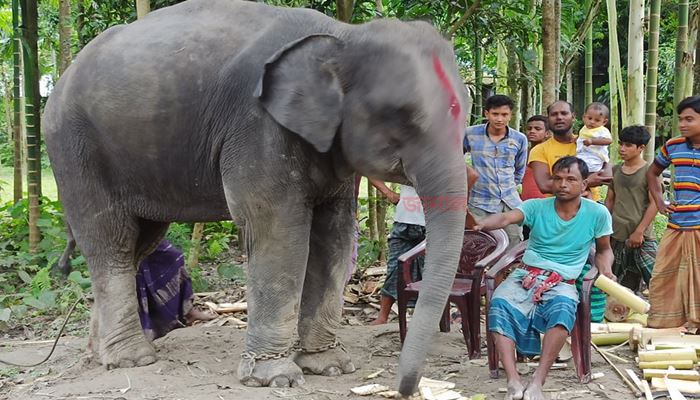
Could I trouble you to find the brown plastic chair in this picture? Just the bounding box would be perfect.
[485,241,597,383]
[397,229,509,359]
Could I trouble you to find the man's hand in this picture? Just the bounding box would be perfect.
[386,191,400,205]
[626,231,644,248]
[597,265,617,281]
[655,199,673,215]
[586,172,613,187]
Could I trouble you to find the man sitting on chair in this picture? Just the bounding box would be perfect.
[473,156,614,400]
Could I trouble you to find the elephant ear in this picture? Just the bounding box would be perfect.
[255,34,344,153]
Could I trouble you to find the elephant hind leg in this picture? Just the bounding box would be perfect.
[294,195,356,376]
[73,213,156,369]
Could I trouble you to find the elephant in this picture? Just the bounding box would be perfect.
[42,0,470,396]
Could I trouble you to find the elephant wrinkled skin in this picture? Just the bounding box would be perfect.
[43,0,470,396]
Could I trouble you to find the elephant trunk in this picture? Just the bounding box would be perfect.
[397,151,467,397]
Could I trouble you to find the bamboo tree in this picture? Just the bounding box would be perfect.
[645,0,662,161]
[58,0,72,75]
[473,32,483,124]
[336,0,355,23]
[683,7,699,98]
[20,0,40,253]
[506,42,522,129]
[541,0,558,110]
[136,0,150,19]
[672,0,690,136]
[496,40,508,94]
[12,0,22,203]
[187,223,204,269]
[376,196,387,263]
[584,0,594,105]
[627,0,644,125]
[607,0,627,159]
[367,180,377,241]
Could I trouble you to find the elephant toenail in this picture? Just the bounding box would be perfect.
[322,366,342,376]
[270,376,291,388]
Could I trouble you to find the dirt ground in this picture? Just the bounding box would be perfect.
[0,321,638,400]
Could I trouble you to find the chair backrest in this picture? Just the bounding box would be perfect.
[455,230,499,278]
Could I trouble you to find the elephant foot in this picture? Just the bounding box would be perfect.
[238,356,305,388]
[90,329,156,369]
[293,346,355,376]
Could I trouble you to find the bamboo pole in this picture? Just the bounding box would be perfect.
[672,0,690,136]
[644,0,661,161]
[627,0,645,125]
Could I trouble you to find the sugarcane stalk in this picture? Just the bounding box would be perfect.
[639,348,697,363]
[643,369,700,381]
[638,360,695,370]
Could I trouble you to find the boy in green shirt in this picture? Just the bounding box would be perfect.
[604,125,658,291]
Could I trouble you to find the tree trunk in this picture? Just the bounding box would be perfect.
[187,223,205,270]
[496,41,508,94]
[76,0,86,48]
[566,64,574,104]
[12,0,22,204]
[20,0,41,253]
[507,42,522,130]
[376,197,387,263]
[136,0,150,20]
[541,0,558,111]
[693,8,700,95]
[336,0,355,23]
[554,0,561,98]
[473,32,483,124]
[584,0,594,105]
[367,180,377,241]
[683,7,699,98]
[626,0,645,125]
[645,0,662,161]
[673,0,690,136]
[374,0,383,16]
[58,0,72,75]
[607,0,627,157]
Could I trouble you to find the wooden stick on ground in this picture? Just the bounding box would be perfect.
[592,343,641,397]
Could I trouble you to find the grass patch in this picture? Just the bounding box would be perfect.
[0,167,58,203]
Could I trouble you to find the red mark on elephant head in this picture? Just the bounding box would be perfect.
[432,54,461,121]
[432,54,463,149]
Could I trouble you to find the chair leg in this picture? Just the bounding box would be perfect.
[398,291,411,345]
[467,295,482,359]
[439,303,451,333]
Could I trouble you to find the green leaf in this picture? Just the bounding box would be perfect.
[17,270,32,284]
[22,296,47,310]
[0,308,10,321]
[216,263,245,281]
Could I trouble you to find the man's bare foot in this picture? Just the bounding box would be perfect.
[505,379,525,400]
[523,382,545,400]
[185,308,216,324]
[370,316,388,325]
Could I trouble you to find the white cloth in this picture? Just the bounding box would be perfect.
[393,185,426,226]
[576,126,612,172]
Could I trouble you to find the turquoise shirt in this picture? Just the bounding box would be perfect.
[517,197,613,280]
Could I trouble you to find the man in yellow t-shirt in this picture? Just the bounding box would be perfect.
[530,101,612,200]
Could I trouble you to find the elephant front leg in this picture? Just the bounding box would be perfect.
[237,206,313,388]
[88,258,156,369]
[294,201,356,377]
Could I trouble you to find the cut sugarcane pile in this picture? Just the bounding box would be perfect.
[591,322,642,346]
[629,334,700,397]
[350,377,483,399]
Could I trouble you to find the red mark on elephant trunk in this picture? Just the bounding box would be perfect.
[432,54,462,149]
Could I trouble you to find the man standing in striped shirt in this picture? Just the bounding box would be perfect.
[647,96,700,329]
[464,95,528,248]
